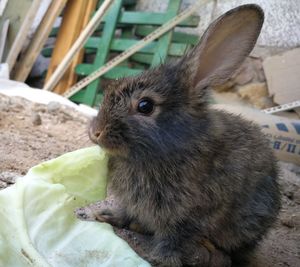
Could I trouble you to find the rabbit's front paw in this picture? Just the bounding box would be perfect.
[75,199,127,228]
[148,239,182,267]
[149,250,182,267]
[75,205,114,223]
[182,239,231,267]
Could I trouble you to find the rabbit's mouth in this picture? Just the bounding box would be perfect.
[89,121,129,156]
[95,134,129,157]
[100,143,128,157]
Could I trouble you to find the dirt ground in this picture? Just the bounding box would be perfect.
[0,93,299,266]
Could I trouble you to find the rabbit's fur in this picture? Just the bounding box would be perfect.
[79,4,281,267]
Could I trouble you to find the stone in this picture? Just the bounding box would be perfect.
[280,212,300,228]
[293,188,300,205]
[47,101,61,113]
[0,171,21,184]
[31,112,42,126]
[0,103,9,112]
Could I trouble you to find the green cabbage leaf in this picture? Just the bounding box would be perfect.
[0,146,150,267]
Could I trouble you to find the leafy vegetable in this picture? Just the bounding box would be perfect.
[0,146,150,267]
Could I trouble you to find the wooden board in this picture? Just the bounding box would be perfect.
[12,0,67,82]
[6,0,42,71]
[110,11,199,27]
[151,0,181,66]
[0,0,8,16]
[71,0,123,106]
[136,26,199,45]
[85,37,189,56]
[45,0,97,95]
[70,0,201,106]
[0,0,33,57]
[0,19,9,62]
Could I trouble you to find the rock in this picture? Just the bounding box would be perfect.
[0,103,9,112]
[31,112,42,126]
[0,180,7,189]
[47,101,61,113]
[59,112,73,123]
[237,83,273,109]
[293,189,300,205]
[0,171,21,184]
[16,115,25,120]
[280,212,300,228]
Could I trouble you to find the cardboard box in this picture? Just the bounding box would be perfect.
[263,48,300,116]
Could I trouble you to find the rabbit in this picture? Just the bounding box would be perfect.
[76,4,281,267]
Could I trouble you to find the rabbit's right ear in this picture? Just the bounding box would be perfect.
[178,5,264,104]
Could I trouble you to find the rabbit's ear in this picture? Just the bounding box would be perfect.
[180,5,264,92]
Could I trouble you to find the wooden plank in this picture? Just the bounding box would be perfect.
[4,0,41,71]
[110,11,200,27]
[123,0,137,6]
[130,53,153,64]
[45,0,97,95]
[45,0,88,94]
[68,0,98,91]
[64,0,206,99]
[43,0,114,92]
[151,0,181,66]
[0,0,35,64]
[50,8,199,38]
[131,53,181,65]
[13,0,67,82]
[85,37,189,56]
[72,0,123,106]
[0,0,8,16]
[0,19,9,62]
[76,64,143,78]
[136,26,199,45]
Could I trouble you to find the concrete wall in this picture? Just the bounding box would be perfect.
[137,0,300,48]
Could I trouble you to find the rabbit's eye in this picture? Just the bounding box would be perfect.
[137,98,154,115]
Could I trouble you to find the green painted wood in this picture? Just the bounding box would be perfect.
[76,64,143,77]
[69,89,86,103]
[123,0,137,6]
[43,30,198,58]
[85,37,189,56]
[130,53,153,64]
[151,0,181,66]
[42,47,52,57]
[67,0,201,106]
[102,11,200,27]
[95,93,104,105]
[136,26,199,45]
[97,0,136,7]
[71,0,123,106]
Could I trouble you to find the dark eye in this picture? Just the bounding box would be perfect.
[137,98,154,115]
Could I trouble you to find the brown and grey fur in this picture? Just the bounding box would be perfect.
[77,5,280,267]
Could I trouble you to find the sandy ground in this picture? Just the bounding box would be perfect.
[0,93,299,266]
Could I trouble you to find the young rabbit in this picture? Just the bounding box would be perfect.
[77,4,280,267]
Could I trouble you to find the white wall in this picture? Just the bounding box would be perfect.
[137,0,300,48]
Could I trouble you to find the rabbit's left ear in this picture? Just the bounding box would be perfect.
[179,4,264,91]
